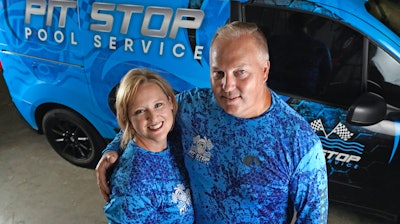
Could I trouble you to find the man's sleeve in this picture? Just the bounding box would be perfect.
[290,140,329,223]
[102,130,123,155]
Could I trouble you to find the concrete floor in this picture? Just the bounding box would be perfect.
[0,73,395,224]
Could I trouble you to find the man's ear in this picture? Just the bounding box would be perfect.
[263,60,270,82]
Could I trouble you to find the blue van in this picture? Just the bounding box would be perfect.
[1,0,399,220]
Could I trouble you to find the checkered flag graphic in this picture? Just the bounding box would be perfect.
[310,119,327,136]
[331,123,353,141]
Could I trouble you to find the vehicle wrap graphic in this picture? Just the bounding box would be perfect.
[311,119,362,174]
[388,121,400,163]
[282,97,399,185]
[0,0,230,137]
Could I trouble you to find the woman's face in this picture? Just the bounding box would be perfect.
[128,82,174,152]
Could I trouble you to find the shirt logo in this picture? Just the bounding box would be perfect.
[188,135,214,163]
[171,184,192,215]
[243,156,261,168]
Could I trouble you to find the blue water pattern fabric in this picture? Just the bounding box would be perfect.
[104,140,194,224]
[176,88,328,223]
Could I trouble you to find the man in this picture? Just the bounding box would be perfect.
[97,21,328,223]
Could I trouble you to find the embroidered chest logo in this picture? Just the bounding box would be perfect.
[171,184,192,215]
[188,135,214,163]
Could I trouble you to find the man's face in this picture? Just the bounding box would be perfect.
[210,34,270,118]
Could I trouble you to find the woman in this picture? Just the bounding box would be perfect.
[104,69,193,223]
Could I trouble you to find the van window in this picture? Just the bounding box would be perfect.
[244,6,364,107]
[368,43,400,108]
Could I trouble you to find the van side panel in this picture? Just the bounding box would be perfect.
[0,0,230,138]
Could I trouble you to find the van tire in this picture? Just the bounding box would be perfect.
[42,109,106,169]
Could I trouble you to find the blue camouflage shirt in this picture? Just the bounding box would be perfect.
[104,140,194,224]
[175,88,328,223]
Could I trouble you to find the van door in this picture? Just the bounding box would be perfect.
[243,3,400,216]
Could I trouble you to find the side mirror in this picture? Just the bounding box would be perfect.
[346,92,387,126]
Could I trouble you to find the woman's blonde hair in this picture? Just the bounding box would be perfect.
[115,68,178,149]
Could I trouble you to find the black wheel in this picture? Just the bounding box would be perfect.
[42,109,106,169]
